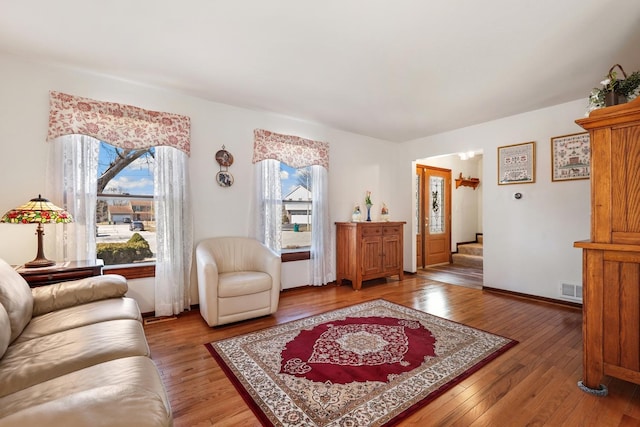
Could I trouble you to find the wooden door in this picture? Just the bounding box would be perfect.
[416,165,451,267]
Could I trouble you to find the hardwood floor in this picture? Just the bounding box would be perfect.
[417,263,483,289]
[144,275,640,426]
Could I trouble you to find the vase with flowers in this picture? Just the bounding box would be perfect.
[588,64,640,114]
[365,191,373,222]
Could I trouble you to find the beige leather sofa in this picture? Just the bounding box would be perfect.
[196,237,281,327]
[0,258,172,427]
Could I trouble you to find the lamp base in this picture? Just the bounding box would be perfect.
[24,223,56,268]
[24,258,56,268]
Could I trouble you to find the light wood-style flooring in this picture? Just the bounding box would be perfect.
[144,270,640,426]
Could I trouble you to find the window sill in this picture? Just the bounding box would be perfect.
[102,252,310,274]
[103,262,155,279]
[281,250,310,262]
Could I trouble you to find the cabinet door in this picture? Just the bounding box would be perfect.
[361,235,383,276]
[382,234,401,274]
[610,126,640,244]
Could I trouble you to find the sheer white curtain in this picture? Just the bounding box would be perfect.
[252,161,333,287]
[310,165,334,286]
[154,146,193,316]
[46,135,99,261]
[253,159,282,252]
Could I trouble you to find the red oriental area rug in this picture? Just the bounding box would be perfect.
[205,299,517,426]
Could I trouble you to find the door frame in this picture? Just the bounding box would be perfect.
[416,164,452,268]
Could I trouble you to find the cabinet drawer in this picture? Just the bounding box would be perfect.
[383,226,401,235]
[362,226,382,236]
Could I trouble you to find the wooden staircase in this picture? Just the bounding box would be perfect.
[452,234,483,268]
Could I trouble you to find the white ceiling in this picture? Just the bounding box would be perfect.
[1,1,640,142]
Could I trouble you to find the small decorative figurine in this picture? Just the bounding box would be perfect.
[352,204,361,222]
[381,202,389,221]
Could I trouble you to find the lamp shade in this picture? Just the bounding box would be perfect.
[1,195,73,224]
[1,195,73,268]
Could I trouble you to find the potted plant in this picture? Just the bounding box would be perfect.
[588,64,640,113]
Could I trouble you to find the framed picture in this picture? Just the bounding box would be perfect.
[551,132,590,182]
[498,141,535,185]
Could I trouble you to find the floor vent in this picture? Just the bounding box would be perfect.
[561,283,583,300]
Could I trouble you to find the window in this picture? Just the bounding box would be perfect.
[252,129,333,286]
[281,164,312,250]
[96,142,156,266]
[47,91,193,316]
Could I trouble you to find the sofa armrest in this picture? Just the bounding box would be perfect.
[31,275,128,316]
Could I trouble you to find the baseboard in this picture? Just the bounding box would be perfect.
[483,286,582,309]
[141,304,200,319]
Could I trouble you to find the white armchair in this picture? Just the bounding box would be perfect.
[196,237,281,327]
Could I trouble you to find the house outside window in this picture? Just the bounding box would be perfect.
[281,164,312,250]
[95,142,156,265]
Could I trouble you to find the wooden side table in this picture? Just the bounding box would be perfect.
[17,259,104,287]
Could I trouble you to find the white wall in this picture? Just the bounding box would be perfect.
[0,53,404,311]
[0,52,591,308]
[398,100,590,301]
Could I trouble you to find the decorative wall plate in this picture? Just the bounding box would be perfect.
[216,170,234,187]
[215,149,234,167]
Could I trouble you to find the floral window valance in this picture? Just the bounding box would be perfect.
[47,91,191,156]
[252,129,329,169]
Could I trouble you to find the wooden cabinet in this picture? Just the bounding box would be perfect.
[574,97,640,395]
[336,221,405,290]
[17,259,104,287]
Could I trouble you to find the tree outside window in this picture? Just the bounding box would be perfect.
[95,142,156,265]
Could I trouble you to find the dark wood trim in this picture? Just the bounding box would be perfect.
[104,264,155,280]
[483,285,582,309]
[281,251,310,262]
[454,240,477,253]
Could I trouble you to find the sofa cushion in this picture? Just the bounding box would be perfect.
[218,271,273,297]
[0,305,10,359]
[0,319,150,397]
[14,297,142,344]
[0,356,172,427]
[0,259,33,343]
[31,274,128,316]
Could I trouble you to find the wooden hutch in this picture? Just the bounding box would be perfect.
[335,221,405,290]
[574,97,640,395]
